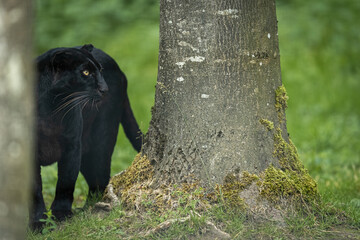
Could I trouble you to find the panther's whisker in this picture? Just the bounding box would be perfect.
[95,100,99,112]
[53,92,68,102]
[81,99,90,111]
[55,91,86,105]
[53,95,87,116]
[60,91,88,102]
[91,99,95,110]
[60,98,89,122]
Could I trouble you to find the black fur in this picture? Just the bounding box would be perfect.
[30,44,142,229]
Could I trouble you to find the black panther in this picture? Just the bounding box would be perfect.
[31,44,142,229]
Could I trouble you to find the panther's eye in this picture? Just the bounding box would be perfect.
[82,70,90,76]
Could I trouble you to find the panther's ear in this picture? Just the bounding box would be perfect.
[81,44,94,53]
[50,50,75,74]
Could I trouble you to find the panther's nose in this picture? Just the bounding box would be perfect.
[98,79,109,94]
[99,85,108,94]
[97,89,108,98]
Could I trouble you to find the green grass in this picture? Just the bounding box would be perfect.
[27,199,358,239]
[31,0,360,238]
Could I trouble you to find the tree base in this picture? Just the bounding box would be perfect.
[101,151,318,226]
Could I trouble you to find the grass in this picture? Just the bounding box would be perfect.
[31,0,360,238]
[27,198,358,239]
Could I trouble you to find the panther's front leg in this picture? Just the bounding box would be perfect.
[29,164,47,230]
[51,117,82,221]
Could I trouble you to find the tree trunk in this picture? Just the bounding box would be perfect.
[106,0,317,219]
[143,0,286,186]
[0,1,33,239]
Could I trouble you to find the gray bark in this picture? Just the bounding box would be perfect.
[143,0,287,186]
[0,1,33,239]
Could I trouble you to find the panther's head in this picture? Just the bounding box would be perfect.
[43,44,108,116]
[50,44,108,100]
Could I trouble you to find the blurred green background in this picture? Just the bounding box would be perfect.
[35,0,360,220]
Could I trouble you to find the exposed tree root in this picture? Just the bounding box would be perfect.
[143,215,190,237]
[142,211,231,239]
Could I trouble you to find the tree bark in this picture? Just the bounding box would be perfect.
[143,0,286,186]
[105,0,317,220]
[0,1,33,239]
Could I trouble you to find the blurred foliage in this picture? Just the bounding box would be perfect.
[277,0,360,220]
[35,0,359,220]
[35,0,158,54]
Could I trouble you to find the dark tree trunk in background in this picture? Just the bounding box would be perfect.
[0,1,33,239]
[143,0,287,186]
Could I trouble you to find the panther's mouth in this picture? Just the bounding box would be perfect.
[89,90,107,109]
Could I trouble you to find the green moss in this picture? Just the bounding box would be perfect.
[110,154,153,190]
[273,127,303,172]
[237,171,260,187]
[275,85,289,122]
[257,127,318,203]
[260,119,274,131]
[259,165,318,203]
[108,154,154,206]
[256,86,318,204]
[214,172,259,209]
[107,156,211,213]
